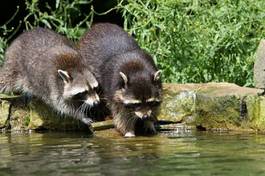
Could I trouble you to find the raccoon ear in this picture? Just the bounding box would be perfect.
[58,69,71,83]
[153,70,161,81]
[85,71,98,89]
[119,72,128,86]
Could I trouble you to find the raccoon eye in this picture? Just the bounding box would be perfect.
[93,86,100,92]
[124,103,141,109]
[146,101,161,107]
[72,90,88,100]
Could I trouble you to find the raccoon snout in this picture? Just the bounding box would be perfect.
[85,94,100,106]
[135,110,152,119]
[93,99,100,105]
[143,114,148,119]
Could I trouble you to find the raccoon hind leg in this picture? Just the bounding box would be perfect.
[0,67,20,94]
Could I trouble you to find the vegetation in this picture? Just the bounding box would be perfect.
[1,0,265,86]
[121,0,265,86]
[0,0,95,65]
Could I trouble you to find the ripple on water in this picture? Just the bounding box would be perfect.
[1,131,265,176]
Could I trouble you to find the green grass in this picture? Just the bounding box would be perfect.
[120,0,265,86]
[23,0,94,40]
[0,0,95,63]
[1,0,265,86]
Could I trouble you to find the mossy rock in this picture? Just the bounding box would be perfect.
[158,83,264,132]
[1,97,90,131]
[1,83,265,133]
[0,101,10,128]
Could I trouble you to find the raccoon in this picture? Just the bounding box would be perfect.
[0,27,99,126]
[78,23,162,137]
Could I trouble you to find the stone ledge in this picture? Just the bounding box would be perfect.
[0,83,265,133]
[159,83,264,132]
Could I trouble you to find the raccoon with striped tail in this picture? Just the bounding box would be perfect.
[78,23,162,137]
[0,27,99,128]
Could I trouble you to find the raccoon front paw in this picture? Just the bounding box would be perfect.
[124,131,135,138]
[144,121,157,135]
[145,127,157,135]
[81,117,93,125]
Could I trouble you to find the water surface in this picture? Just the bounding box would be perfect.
[1,129,265,176]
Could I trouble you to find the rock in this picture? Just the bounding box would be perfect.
[92,120,114,131]
[159,83,264,132]
[1,83,265,133]
[254,40,265,89]
[0,101,10,128]
[1,97,90,131]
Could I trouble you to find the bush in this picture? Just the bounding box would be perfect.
[0,37,7,65]
[120,0,265,86]
[0,0,96,64]
[1,0,265,86]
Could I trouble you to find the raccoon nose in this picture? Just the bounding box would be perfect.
[93,100,99,105]
[143,114,149,119]
[93,94,100,105]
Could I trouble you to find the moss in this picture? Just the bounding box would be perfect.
[159,90,196,122]
[252,97,265,130]
[2,83,265,133]
[195,95,242,130]
[23,115,30,127]
[0,101,9,128]
[27,100,89,131]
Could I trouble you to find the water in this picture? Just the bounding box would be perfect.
[1,129,265,176]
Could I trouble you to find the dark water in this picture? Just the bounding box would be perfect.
[1,130,265,176]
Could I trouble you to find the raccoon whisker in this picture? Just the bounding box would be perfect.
[79,103,85,114]
[74,103,84,116]
[81,103,88,115]
[124,115,137,130]
[82,103,88,114]
[76,104,83,113]
[83,103,90,115]
[99,97,108,101]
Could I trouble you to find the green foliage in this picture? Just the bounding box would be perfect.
[1,0,265,86]
[120,0,265,86]
[0,0,96,64]
[24,0,94,40]
[0,37,7,65]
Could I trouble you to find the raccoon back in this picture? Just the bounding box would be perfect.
[78,23,140,75]
[78,23,159,97]
[1,28,80,100]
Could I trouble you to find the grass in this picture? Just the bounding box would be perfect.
[1,0,265,86]
[23,0,95,40]
[120,0,265,86]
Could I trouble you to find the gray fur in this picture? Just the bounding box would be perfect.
[78,23,162,136]
[0,27,99,125]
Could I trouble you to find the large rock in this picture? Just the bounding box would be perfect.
[159,83,264,132]
[0,95,90,131]
[254,40,265,89]
[0,83,265,132]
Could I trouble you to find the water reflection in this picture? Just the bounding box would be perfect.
[1,130,265,176]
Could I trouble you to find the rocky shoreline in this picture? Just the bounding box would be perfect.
[1,83,264,134]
